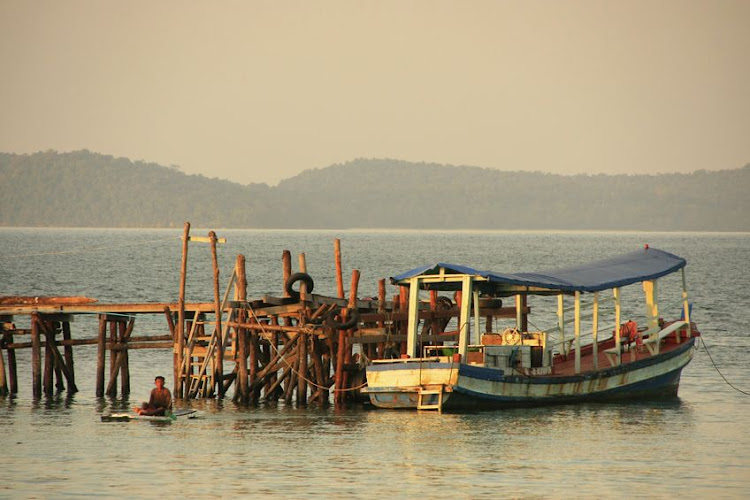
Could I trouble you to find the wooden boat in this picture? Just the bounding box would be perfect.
[101,409,197,422]
[363,247,699,411]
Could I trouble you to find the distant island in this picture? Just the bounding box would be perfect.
[1,150,748,231]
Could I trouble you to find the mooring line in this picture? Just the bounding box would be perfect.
[247,305,367,393]
[0,236,177,260]
[700,336,750,396]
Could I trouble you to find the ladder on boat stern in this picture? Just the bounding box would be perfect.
[417,385,445,412]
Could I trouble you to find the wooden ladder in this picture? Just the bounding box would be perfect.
[417,385,445,412]
[185,269,237,398]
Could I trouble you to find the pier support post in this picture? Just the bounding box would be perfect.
[176,221,190,399]
[62,321,77,393]
[96,315,106,397]
[31,313,41,398]
[234,254,249,403]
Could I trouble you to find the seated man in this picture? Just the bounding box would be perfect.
[134,375,172,416]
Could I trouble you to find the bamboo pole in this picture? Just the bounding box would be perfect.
[209,231,224,398]
[235,254,249,403]
[31,313,41,398]
[96,315,106,397]
[176,221,190,398]
[61,321,77,393]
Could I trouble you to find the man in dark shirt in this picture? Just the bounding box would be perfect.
[134,376,172,416]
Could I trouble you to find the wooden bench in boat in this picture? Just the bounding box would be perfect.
[603,321,688,366]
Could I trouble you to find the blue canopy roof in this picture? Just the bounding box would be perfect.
[391,247,686,293]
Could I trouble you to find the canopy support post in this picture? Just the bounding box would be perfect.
[458,276,473,360]
[592,292,599,370]
[406,277,420,358]
[472,289,481,345]
[681,268,692,339]
[557,294,566,356]
[643,280,659,353]
[613,287,622,365]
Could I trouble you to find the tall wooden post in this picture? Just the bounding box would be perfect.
[334,239,345,299]
[297,253,308,405]
[31,313,41,398]
[342,269,360,400]
[96,315,106,397]
[281,250,292,398]
[176,221,190,399]
[209,231,224,397]
[573,291,581,373]
[235,254,249,403]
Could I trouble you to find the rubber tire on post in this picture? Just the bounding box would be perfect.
[326,308,360,330]
[285,272,314,299]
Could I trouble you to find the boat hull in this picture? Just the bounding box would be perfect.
[364,338,695,410]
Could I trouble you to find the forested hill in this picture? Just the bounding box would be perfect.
[1,150,748,231]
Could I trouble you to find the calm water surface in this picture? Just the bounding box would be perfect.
[1,229,749,498]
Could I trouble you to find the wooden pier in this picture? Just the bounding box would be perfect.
[0,222,524,405]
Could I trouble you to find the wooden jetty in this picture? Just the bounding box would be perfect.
[0,222,522,405]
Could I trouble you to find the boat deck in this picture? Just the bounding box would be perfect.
[550,330,697,377]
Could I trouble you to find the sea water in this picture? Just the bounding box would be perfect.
[0,229,748,498]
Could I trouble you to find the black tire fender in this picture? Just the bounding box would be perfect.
[285,272,314,299]
[326,308,360,330]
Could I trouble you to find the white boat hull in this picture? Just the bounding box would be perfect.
[364,338,696,410]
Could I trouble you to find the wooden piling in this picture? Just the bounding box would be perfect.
[31,313,41,398]
[209,231,224,398]
[43,320,54,395]
[96,315,106,397]
[61,321,77,392]
[106,320,118,396]
[0,332,7,396]
[235,254,249,403]
[297,253,308,405]
[176,221,190,398]
[4,330,18,394]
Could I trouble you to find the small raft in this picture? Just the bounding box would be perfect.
[101,409,197,422]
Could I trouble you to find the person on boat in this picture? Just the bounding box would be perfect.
[134,376,172,416]
[620,320,641,351]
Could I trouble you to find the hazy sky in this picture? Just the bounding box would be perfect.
[1,1,748,185]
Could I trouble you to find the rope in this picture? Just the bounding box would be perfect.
[700,336,750,396]
[0,236,176,260]
[247,305,367,393]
